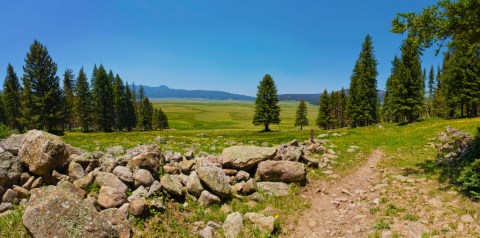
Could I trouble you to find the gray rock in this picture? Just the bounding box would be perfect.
[127,145,163,174]
[277,146,303,161]
[99,153,118,173]
[148,180,162,196]
[0,151,22,186]
[160,174,183,196]
[222,212,244,238]
[13,186,29,199]
[127,186,148,203]
[97,186,127,209]
[73,171,94,189]
[196,159,231,198]
[198,190,221,207]
[113,166,134,184]
[30,177,44,189]
[220,146,277,170]
[186,171,204,197]
[242,178,257,194]
[129,198,147,216]
[95,172,128,193]
[0,134,23,156]
[198,226,215,238]
[184,151,194,160]
[21,176,35,190]
[257,182,290,197]
[2,188,15,203]
[18,130,69,176]
[68,161,85,180]
[255,160,307,184]
[235,171,250,182]
[244,212,275,234]
[0,202,13,213]
[99,208,132,238]
[22,184,118,237]
[179,160,195,174]
[231,181,245,194]
[170,152,183,163]
[133,169,154,187]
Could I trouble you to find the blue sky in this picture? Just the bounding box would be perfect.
[0,0,441,96]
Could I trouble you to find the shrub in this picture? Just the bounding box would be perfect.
[0,124,13,139]
[458,158,480,199]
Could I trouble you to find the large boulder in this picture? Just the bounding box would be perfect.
[127,145,163,174]
[257,182,290,197]
[22,182,118,237]
[18,130,69,176]
[255,160,307,184]
[186,171,204,197]
[0,151,22,186]
[113,166,134,184]
[220,146,277,170]
[133,169,154,187]
[195,159,231,198]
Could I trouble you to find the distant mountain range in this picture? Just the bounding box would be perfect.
[143,85,255,101]
[143,85,385,105]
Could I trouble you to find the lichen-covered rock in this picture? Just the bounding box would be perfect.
[235,170,250,182]
[220,146,277,170]
[179,160,195,174]
[127,186,148,203]
[186,171,204,197]
[242,178,257,194]
[160,174,183,196]
[106,145,125,157]
[18,130,69,176]
[133,169,154,187]
[99,208,132,238]
[95,172,128,193]
[276,146,303,161]
[127,145,162,174]
[244,212,275,235]
[97,186,127,209]
[255,160,307,184]
[22,184,118,237]
[195,159,231,198]
[0,134,23,156]
[0,151,22,186]
[99,154,118,173]
[68,161,85,180]
[257,182,290,197]
[198,190,221,207]
[113,166,134,184]
[222,212,243,238]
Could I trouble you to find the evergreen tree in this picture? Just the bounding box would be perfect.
[113,74,127,131]
[153,107,169,131]
[19,76,34,130]
[330,90,339,129]
[125,82,137,131]
[346,35,378,127]
[3,64,23,132]
[433,64,449,116]
[294,99,308,130]
[0,93,7,125]
[426,66,436,117]
[383,56,401,122]
[252,74,281,132]
[74,67,93,132]
[22,40,63,130]
[138,97,153,130]
[391,35,424,122]
[63,69,75,131]
[338,88,347,127]
[316,89,332,130]
[92,65,114,131]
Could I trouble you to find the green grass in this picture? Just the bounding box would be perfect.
[0,206,28,238]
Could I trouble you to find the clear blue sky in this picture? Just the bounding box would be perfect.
[0,0,441,96]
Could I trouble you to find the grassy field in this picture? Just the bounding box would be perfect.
[4,100,480,237]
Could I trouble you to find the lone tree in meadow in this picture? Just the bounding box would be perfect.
[253,74,281,132]
[295,99,308,130]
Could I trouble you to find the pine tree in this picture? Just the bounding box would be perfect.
[125,82,137,131]
[22,40,63,130]
[113,74,127,131]
[252,74,281,132]
[74,67,93,132]
[338,88,347,127]
[0,93,7,125]
[294,99,308,130]
[92,65,114,131]
[383,56,401,122]
[316,89,331,130]
[19,76,34,130]
[433,64,448,117]
[3,64,23,132]
[391,35,424,122]
[426,66,436,117]
[154,107,169,131]
[347,35,379,127]
[330,90,339,129]
[63,69,75,131]
[138,97,153,130]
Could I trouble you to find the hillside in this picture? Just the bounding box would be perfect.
[143,85,255,101]
[279,90,386,105]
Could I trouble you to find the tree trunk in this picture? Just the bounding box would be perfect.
[264,124,270,132]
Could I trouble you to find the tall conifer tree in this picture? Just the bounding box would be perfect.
[316,89,332,130]
[63,69,75,131]
[294,99,308,130]
[252,74,281,132]
[92,65,114,131]
[3,64,23,132]
[113,74,127,131]
[74,67,93,132]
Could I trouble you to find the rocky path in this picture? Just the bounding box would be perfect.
[290,149,385,238]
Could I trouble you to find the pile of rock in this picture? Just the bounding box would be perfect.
[0,130,340,237]
[433,126,474,165]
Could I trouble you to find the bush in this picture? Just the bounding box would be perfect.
[0,124,14,139]
[458,158,480,199]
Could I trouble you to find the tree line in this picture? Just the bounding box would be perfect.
[1,40,169,133]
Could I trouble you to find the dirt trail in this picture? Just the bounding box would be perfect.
[290,149,385,238]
